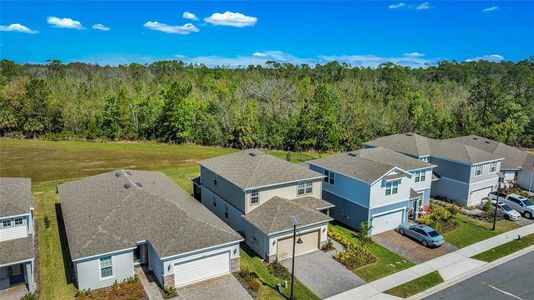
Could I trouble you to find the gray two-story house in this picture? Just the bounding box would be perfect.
[0,178,35,294]
[306,147,435,235]
[365,133,504,207]
[195,150,333,262]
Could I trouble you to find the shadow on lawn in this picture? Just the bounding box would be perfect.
[55,203,75,286]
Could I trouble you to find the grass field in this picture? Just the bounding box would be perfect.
[385,271,444,298]
[328,223,414,282]
[0,138,325,300]
[472,233,534,262]
[443,214,520,248]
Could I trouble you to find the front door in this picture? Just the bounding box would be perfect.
[8,264,25,286]
[409,200,418,220]
[134,244,148,265]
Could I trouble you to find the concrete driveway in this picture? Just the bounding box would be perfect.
[0,285,28,300]
[174,274,252,300]
[373,230,457,264]
[281,250,365,299]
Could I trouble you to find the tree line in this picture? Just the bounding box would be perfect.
[1,58,533,150]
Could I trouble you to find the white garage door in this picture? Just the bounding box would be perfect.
[173,251,230,287]
[372,210,404,235]
[277,230,319,260]
[470,186,493,207]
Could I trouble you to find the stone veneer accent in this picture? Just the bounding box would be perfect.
[230,257,240,272]
[163,274,174,288]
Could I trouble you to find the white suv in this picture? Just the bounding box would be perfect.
[504,194,534,219]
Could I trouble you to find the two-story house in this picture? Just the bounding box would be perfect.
[306,147,435,235]
[364,133,504,207]
[0,178,35,294]
[448,135,534,191]
[196,150,333,262]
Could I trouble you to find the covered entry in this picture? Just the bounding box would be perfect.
[277,230,320,260]
[173,251,230,287]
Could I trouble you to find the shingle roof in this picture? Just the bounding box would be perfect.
[308,147,434,184]
[291,196,335,211]
[58,170,242,261]
[0,177,32,218]
[198,149,323,190]
[0,235,34,265]
[243,196,332,235]
[365,133,503,165]
[448,135,533,170]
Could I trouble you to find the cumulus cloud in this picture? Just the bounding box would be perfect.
[403,52,425,57]
[388,2,406,9]
[466,54,504,62]
[483,6,498,13]
[47,16,84,29]
[204,11,257,27]
[183,11,199,21]
[0,23,38,34]
[416,2,430,10]
[92,24,110,31]
[253,52,269,57]
[144,21,199,34]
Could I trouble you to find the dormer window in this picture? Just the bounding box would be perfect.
[251,189,259,205]
[385,180,399,196]
[298,180,313,196]
[2,219,12,228]
[420,157,429,162]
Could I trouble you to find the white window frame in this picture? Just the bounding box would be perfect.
[417,192,424,207]
[1,219,12,228]
[297,180,313,196]
[305,180,313,194]
[420,157,429,162]
[474,165,483,176]
[329,172,335,186]
[99,256,113,280]
[251,189,259,205]
[414,171,421,182]
[385,180,399,196]
[489,162,497,173]
[14,218,23,226]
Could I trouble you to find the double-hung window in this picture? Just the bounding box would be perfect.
[305,180,313,194]
[414,170,426,182]
[298,181,306,195]
[475,165,483,176]
[489,162,497,173]
[298,180,313,196]
[385,180,399,196]
[251,189,259,205]
[100,256,113,279]
[14,218,23,226]
[324,170,335,186]
[2,219,12,228]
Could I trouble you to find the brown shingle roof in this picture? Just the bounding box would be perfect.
[58,170,242,261]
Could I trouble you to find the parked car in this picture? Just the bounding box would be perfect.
[490,201,522,221]
[504,194,534,219]
[398,223,445,247]
[487,191,507,203]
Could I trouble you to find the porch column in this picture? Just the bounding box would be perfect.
[24,262,33,292]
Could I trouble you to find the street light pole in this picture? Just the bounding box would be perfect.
[492,176,502,231]
[290,224,296,300]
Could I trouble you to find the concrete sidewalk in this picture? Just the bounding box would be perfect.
[326,223,534,300]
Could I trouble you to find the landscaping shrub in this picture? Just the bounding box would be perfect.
[328,229,376,269]
[20,292,36,300]
[267,260,290,280]
[321,239,334,251]
[163,286,177,299]
[44,215,50,228]
[75,276,146,299]
[358,221,372,244]
[417,205,459,233]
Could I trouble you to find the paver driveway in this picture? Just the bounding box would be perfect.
[281,250,365,299]
[174,274,252,300]
[373,230,457,264]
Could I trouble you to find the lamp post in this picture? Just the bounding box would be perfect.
[492,175,503,231]
[289,215,302,300]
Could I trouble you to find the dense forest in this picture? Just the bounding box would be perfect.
[1,58,533,150]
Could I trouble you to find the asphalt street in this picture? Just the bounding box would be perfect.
[424,250,534,300]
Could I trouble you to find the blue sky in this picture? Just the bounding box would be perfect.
[1,1,533,67]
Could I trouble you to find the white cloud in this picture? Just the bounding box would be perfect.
[47,16,84,29]
[0,23,38,34]
[466,54,504,62]
[204,11,257,27]
[183,11,199,21]
[319,54,431,68]
[388,2,406,9]
[144,21,199,34]
[483,6,498,13]
[416,2,430,10]
[253,52,268,57]
[403,52,425,57]
[92,24,110,31]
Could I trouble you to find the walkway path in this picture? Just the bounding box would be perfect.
[326,223,534,300]
[135,265,164,300]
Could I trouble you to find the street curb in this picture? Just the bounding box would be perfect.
[407,244,534,299]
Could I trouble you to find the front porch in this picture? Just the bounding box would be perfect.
[0,261,33,297]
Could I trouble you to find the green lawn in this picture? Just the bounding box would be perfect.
[0,138,326,300]
[240,249,319,300]
[443,214,520,248]
[472,234,534,262]
[385,271,444,298]
[328,223,414,282]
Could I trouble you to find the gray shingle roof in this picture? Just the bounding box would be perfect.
[291,196,335,211]
[0,177,32,218]
[365,133,503,164]
[58,170,242,261]
[243,196,332,235]
[308,147,434,184]
[448,135,533,170]
[0,235,34,265]
[198,150,323,190]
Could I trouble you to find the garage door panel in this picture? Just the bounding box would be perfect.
[277,230,319,260]
[174,251,230,287]
[470,187,493,207]
[372,210,404,235]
